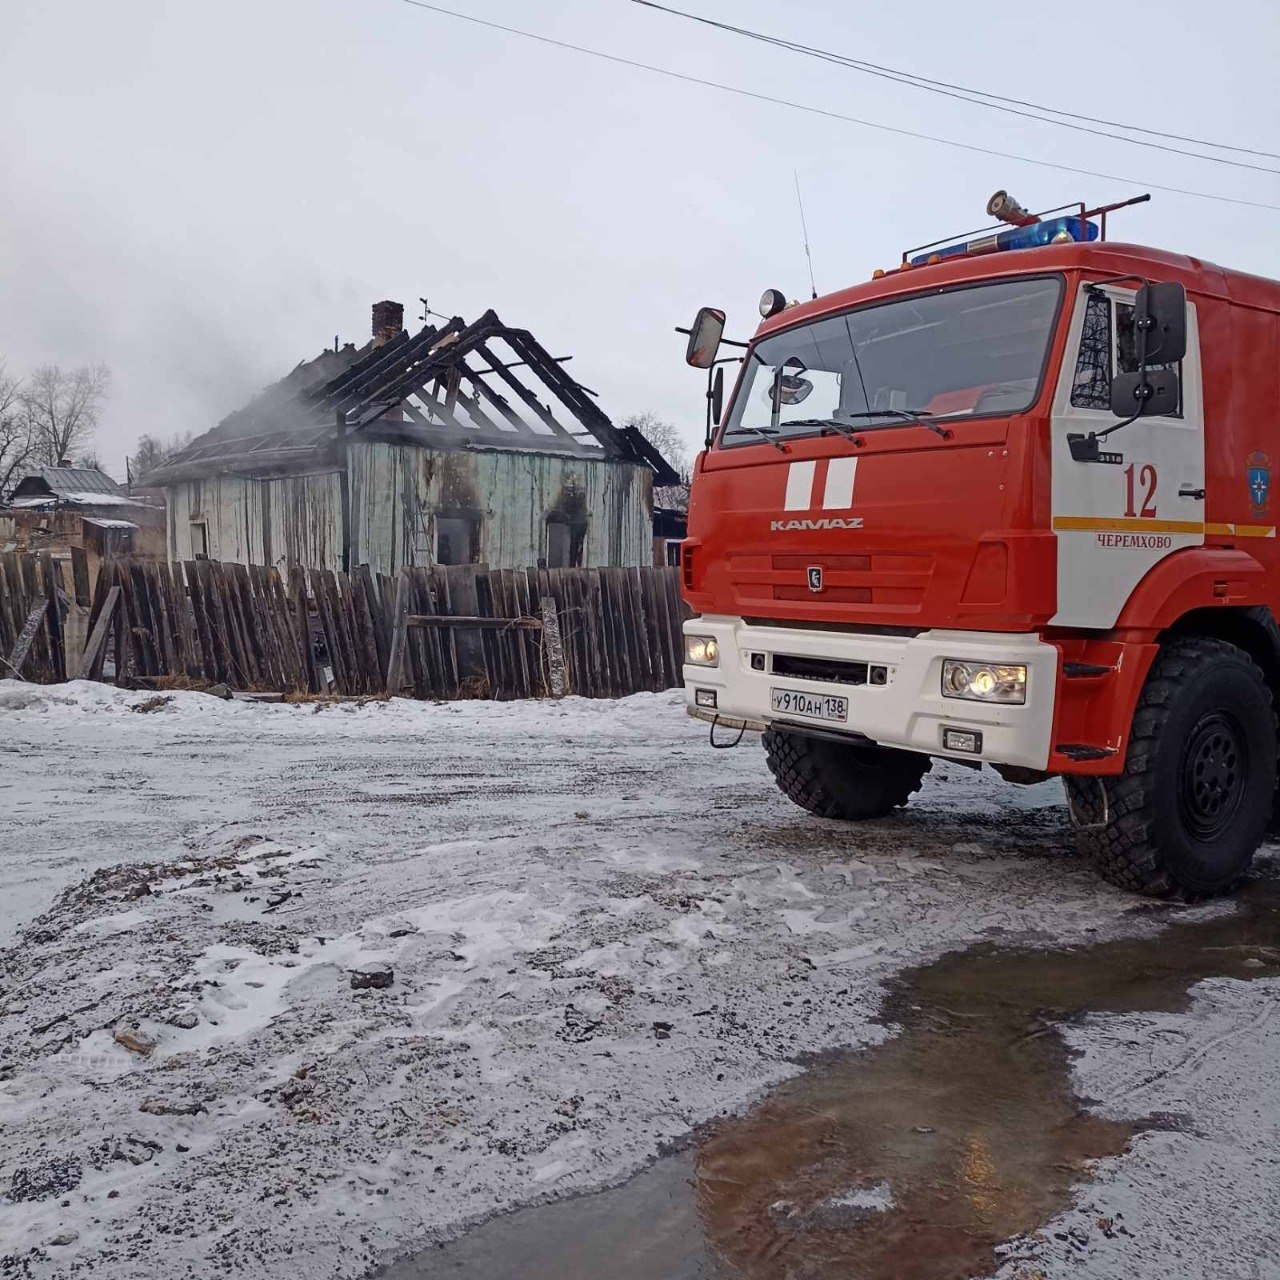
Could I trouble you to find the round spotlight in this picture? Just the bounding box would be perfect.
[759,288,788,319]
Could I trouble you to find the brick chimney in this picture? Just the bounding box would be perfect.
[371,300,404,348]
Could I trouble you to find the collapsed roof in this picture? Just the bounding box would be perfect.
[145,310,679,487]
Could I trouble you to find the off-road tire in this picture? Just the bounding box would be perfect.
[1065,637,1277,900]
[764,728,931,820]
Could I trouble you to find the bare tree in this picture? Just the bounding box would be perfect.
[129,430,192,483]
[621,411,692,509]
[0,363,35,501]
[22,362,110,467]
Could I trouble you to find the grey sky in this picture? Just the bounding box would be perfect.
[2,0,1277,479]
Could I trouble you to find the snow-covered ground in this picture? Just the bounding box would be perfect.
[1,681,1279,1278]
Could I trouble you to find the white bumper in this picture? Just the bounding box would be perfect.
[682,616,1058,770]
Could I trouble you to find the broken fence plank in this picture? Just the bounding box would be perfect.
[384,572,411,695]
[77,586,121,681]
[4,603,47,680]
[539,595,566,698]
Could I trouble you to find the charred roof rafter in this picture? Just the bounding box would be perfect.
[142,309,681,487]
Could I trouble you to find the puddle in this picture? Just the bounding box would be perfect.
[383,879,1280,1280]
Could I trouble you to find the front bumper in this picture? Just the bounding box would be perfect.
[682,616,1057,769]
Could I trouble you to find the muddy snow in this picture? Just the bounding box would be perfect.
[1,680,1278,1278]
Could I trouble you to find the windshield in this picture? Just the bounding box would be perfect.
[720,275,1063,445]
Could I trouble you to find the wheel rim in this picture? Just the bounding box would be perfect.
[1178,711,1249,840]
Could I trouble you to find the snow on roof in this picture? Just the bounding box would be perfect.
[9,490,138,508]
[59,491,137,506]
[10,466,125,502]
[82,516,139,530]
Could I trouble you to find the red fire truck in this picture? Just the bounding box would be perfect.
[680,192,1280,900]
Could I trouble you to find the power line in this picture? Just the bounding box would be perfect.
[631,0,1280,168]
[397,0,1280,213]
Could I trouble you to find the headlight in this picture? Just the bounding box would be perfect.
[684,635,720,668]
[941,660,1027,704]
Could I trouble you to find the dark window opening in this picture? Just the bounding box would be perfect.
[1070,291,1112,410]
[436,513,481,566]
[546,518,586,569]
[191,521,210,560]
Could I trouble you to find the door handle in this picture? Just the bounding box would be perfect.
[1178,486,1206,501]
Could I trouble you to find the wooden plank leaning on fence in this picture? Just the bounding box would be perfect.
[4,603,46,681]
[539,596,566,697]
[77,585,121,680]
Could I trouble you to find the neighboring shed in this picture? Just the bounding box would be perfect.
[144,302,680,575]
[0,467,166,583]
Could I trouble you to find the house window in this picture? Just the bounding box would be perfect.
[546,517,586,569]
[190,520,210,560]
[436,512,481,566]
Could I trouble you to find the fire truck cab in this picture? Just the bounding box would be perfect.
[680,195,1280,900]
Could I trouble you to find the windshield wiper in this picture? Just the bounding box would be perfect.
[839,409,952,440]
[777,417,862,444]
[723,425,788,452]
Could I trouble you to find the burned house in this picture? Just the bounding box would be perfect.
[144,303,679,575]
[0,466,166,573]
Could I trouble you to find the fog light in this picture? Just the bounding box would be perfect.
[943,727,983,754]
[695,688,717,709]
[684,635,720,668]
[751,652,766,672]
[942,660,1027,704]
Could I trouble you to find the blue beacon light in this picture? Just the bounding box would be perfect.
[910,215,1099,267]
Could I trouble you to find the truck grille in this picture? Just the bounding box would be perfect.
[772,653,870,686]
[727,551,935,612]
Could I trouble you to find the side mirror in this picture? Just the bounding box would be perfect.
[1111,367,1181,419]
[685,307,726,369]
[710,367,724,426]
[1135,281,1186,364]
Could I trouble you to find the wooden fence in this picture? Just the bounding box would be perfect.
[0,551,69,683]
[2,553,691,700]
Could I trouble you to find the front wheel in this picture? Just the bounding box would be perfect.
[1065,636,1277,900]
[764,728,931,821]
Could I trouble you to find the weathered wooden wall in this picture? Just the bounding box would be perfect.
[348,443,653,573]
[162,447,654,575]
[165,472,344,570]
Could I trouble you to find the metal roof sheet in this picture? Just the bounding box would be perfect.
[82,516,139,530]
[14,467,125,499]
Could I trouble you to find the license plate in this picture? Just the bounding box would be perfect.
[770,688,849,723]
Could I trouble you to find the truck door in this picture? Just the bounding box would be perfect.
[1050,283,1204,629]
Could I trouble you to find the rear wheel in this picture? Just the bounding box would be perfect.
[1065,636,1277,899]
[764,728,931,820]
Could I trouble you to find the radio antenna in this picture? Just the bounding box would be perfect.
[794,170,818,300]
